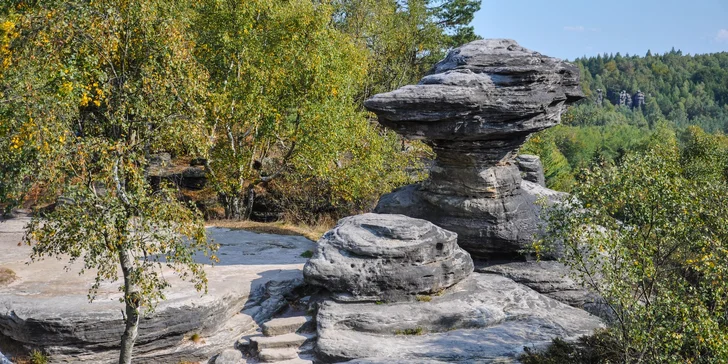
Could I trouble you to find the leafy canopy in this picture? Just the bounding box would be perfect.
[0,0,217,311]
[537,133,728,362]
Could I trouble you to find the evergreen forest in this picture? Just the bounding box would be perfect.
[524,49,728,191]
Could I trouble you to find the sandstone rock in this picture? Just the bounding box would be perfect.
[315,272,604,363]
[516,154,546,187]
[259,347,299,362]
[368,39,583,259]
[0,351,10,364]
[251,333,313,350]
[347,359,449,364]
[303,213,473,302]
[0,217,315,363]
[214,348,243,364]
[364,39,583,140]
[149,152,172,167]
[375,180,568,259]
[262,316,311,337]
[477,261,591,307]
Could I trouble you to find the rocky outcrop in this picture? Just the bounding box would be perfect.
[516,154,546,187]
[148,153,207,190]
[369,39,583,259]
[303,213,473,302]
[0,216,315,363]
[477,261,591,308]
[316,272,604,363]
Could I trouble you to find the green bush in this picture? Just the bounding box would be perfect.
[537,138,728,362]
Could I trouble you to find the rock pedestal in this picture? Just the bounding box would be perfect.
[303,213,473,302]
[367,39,583,259]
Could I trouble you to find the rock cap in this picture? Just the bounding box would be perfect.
[364,39,584,141]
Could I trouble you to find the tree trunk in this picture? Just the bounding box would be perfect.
[118,249,140,364]
[220,192,244,219]
[244,186,255,221]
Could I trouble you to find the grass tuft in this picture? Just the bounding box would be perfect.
[395,327,424,336]
[0,267,17,286]
[208,220,332,242]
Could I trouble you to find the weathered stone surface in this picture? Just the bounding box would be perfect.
[478,261,614,321]
[259,347,299,362]
[367,39,583,259]
[516,154,546,187]
[347,359,449,364]
[262,316,311,337]
[0,215,314,363]
[315,272,604,363]
[214,348,243,364]
[375,180,568,259]
[477,261,591,307]
[363,39,582,141]
[303,213,473,302]
[251,333,312,350]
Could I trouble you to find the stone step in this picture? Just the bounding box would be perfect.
[251,332,313,350]
[267,356,314,364]
[235,333,263,353]
[258,347,298,362]
[262,316,312,336]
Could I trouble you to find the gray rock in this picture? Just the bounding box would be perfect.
[348,359,449,364]
[477,261,614,320]
[148,152,171,167]
[315,272,604,363]
[477,261,591,307]
[364,39,582,140]
[367,39,583,259]
[633,90,645,110]
[595,88,604,107]
[516,154,546,187]
[303,214,473,302]
[376,180,568,259]
[215,349,243,364]
[0,217,315,363]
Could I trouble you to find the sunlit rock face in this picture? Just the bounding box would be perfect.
[303,213,473,302]
[368,39,583,259]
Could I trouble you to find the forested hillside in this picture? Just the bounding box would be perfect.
[523,50,728,190]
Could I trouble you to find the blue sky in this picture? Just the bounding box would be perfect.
[472,0,728,60]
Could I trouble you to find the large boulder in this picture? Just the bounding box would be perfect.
[369,39,583,259]
[303,213,473,302]
[315,272,604,363]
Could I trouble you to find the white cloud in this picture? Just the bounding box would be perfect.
[716,29,728,43]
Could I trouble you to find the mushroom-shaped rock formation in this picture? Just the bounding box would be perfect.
[303,213,473,302]
[367,39,584,259]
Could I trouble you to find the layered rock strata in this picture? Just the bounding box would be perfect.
[303,213,473,302]
[368,39,583,259]
[316,272,605,363]
[0,216,315,363]
[516,154,546,187]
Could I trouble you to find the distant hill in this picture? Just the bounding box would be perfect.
[522,50,728,191]
[574,50,728,132]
